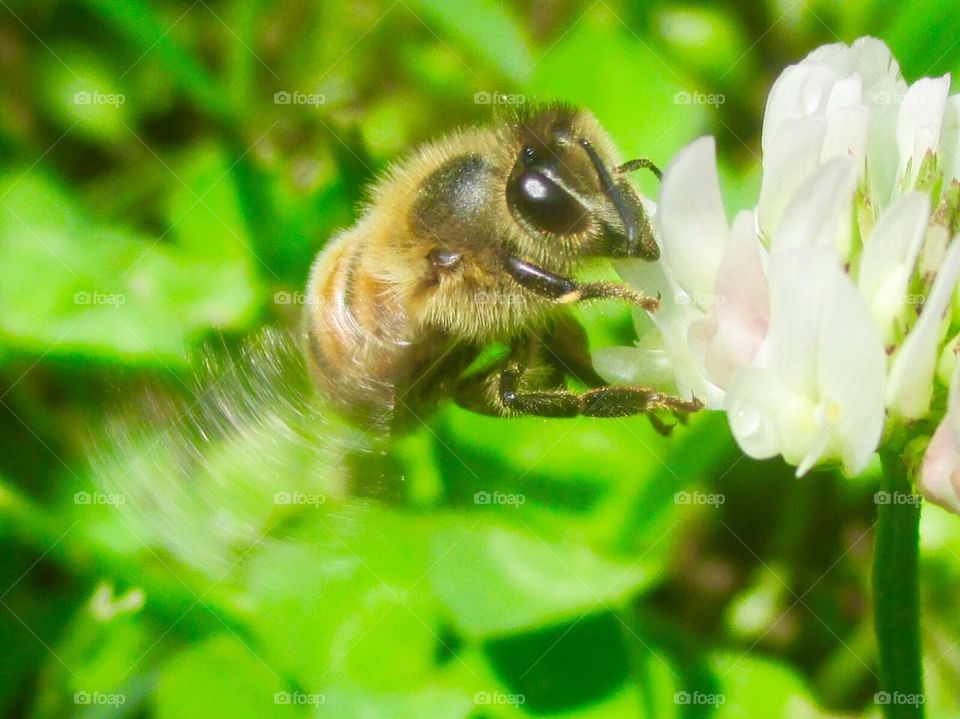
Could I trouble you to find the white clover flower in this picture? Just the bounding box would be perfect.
[596,37,960,508]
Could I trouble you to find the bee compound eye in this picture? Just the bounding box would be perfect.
[507,169,588,236]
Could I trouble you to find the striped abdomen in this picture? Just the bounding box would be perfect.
[304,225,413,427]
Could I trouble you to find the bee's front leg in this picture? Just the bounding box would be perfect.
[503,256,659,311]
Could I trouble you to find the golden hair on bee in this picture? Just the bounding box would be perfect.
[305,102,701,432]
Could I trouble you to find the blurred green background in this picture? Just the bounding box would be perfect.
[3,0,960,717]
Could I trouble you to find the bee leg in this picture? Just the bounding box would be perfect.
[504,256,659,311]
[617,158,662,179]
[499,372,702,420]
[645,412,676,437]
[491,348,701,421]
[539,313,607,388]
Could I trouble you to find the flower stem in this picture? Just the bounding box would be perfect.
[873,447,924,718]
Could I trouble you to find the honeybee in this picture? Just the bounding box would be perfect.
[91,103,700,577]
[306,102,701,432]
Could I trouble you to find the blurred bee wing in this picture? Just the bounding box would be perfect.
[90,328,379,580]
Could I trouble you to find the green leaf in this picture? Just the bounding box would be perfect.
[484,612,630,713]
[428,522,652,637]
[243,509,441,692]
[39,47,132,140]
[78,0,229,118]
[409,0,533,80]
[523,6,706,196]
[881,1,960,80]
[320,685,472,719]
[0,158,260,362]
[154,634,297,719]
[435,404,671,493]
[711,652,822,719]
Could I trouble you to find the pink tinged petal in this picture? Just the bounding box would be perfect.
[920,421,960,514]
[698,210,770,388]
[758,118,827,238]
[920,361,960,514]
[727,366,819,464]
[887,237,960,419]
[858,192,931,343]
[726,246,833,464]
[896,74,951,187]
[773,156,859,256]
[727,246,885,476]
[657,136,729,300]
[614,259,725,407]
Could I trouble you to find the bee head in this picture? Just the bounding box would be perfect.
[504,104,659,261]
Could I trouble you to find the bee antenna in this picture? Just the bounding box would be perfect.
[578,138,637,250]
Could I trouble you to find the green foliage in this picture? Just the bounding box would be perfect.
[2,1,960,718]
